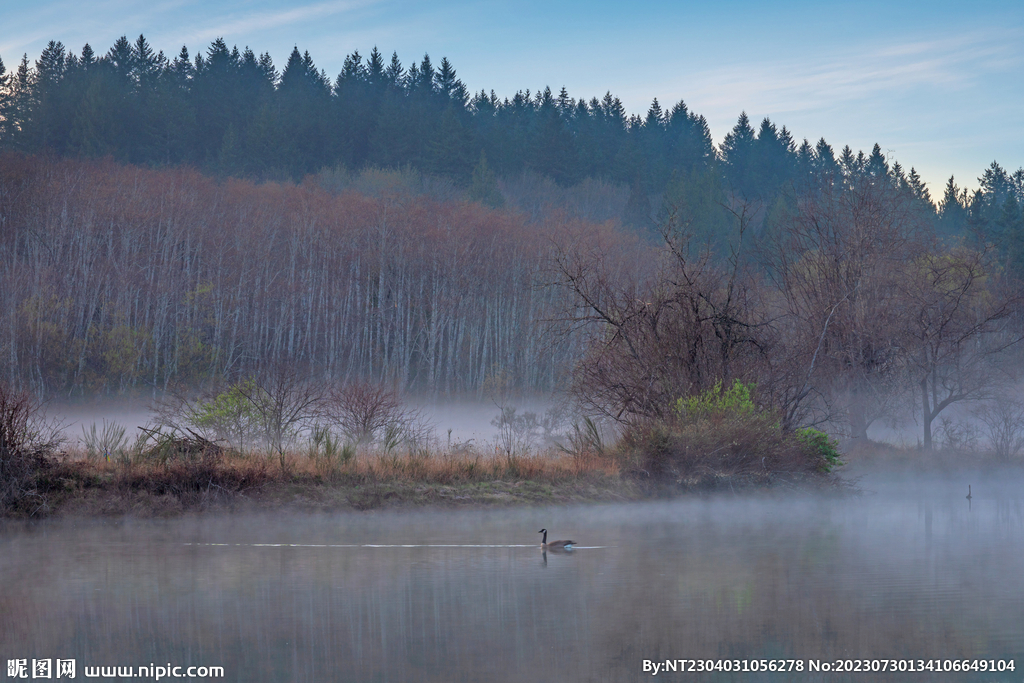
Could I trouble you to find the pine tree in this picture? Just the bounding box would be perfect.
[385,52,404,88]
[749,117,795,198]
[414,54,434,93]
[906,168,932,205]
[556,86,574,117]
[258,52,276,84]
[130,35,166,161]
[435,57,461,102]
[80,43,95,69]
[8,55,34,148]
[190,38,242,163]
[838,145,857,178]
[277,47,331,175]
[8,32,1023,226]
[813,138,839,177]
[666,103,714,178]
[866,143,888,179]
[26,41,70,151]
[366,47,385,88]
[532,86,576,184]
[720,112,756,198]
[891,161,907,190]
[938,176,964,227]
[133,35,160,87]
[795,139,814,184]
[170,46,193,85]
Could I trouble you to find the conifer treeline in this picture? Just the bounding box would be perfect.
[1,36,1022,232]
[0,153,599,396]
[0,35,715,188]
[1,35,1021,245]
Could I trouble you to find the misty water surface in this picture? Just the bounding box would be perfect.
[3,474,1023,682]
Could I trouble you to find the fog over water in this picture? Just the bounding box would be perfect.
[3,472,1023,682]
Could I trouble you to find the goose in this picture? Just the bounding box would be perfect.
[539,528,575,550]
[967,485,972,501]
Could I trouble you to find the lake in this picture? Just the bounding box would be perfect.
[2,472,1023,682]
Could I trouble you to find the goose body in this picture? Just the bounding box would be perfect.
[539,528,575,549]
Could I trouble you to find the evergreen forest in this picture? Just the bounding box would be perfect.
[0,35,1021,250]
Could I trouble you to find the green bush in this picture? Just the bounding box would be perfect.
[675,380,757,420]
[189,380,262,451]
[795,427,843,472]
[619,379,840,489]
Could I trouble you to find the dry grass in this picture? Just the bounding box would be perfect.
[293,445,617,483]
[57,443,618,486]
[20,442,625,517]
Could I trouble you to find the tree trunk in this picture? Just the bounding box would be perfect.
[847,396,870,442]
[921,378,933,450]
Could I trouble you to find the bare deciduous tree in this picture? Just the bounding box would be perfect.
[324,380,404,445]
[974,398,1024,460]
[765,178,924,439]
[553,205,771,423]
[236,365,326,467]
[903,246,1020,449]
[322,379,432,451]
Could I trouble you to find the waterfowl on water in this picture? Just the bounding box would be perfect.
[967,485,972,500]
[539,528,575,549]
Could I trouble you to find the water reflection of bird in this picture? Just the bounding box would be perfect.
[539,529,575,550]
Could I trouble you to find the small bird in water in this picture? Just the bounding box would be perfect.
[539,528,575,550]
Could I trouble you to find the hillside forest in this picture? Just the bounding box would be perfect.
[1,35,1023,446]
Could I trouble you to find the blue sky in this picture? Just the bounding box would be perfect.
[2,0,1021,194]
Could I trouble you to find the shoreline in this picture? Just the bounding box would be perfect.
[43,475,647,518]
[3,455,848,519]
[8,455,649,519]
[9,441,1013,520]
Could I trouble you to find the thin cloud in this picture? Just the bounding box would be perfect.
[682,27,1023,117]
[174,0,385,45]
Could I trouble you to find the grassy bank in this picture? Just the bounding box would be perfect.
[16,444,645,518]
[8,433,848,518]
[1,381,848,518]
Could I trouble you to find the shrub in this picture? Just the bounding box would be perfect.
[188,380,262,452]
[0,383,65,513]
[620,380,839,489]
[795,427,843,472]
[81,420,131,464]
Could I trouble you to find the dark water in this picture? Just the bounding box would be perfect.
[3,475,1023,682]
